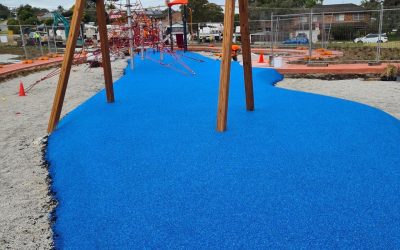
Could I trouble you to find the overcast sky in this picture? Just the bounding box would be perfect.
[3,0,362,10]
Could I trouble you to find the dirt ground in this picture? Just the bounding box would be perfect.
[0,59,127,249]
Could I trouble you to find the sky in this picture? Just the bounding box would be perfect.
[3,0,362,11]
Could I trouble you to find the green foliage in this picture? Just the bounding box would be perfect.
[250,0,323,9]
[330,25,359,41]
[181,0,224,23]
[15,5,49,25]
[62,2,98,24]
[362,0,400,33]
[6,18,19,34]
[0,4,11,19]
[361,0,380,10]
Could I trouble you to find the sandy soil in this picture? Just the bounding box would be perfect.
[0,54,21,64]
[0,59,127,249]
[277,78,400,119]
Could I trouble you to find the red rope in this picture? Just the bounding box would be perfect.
[25,51,86,93]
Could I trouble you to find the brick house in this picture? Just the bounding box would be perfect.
[296,4,372,40]
[270,4,371,42]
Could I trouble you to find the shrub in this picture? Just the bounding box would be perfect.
[380,64,399,81]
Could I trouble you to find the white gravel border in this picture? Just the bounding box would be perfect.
[0,59,127,249]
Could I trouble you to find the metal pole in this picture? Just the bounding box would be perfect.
[52,24,58,54]
[309,9,313,63]
[19,24,28,60]
[377,2,384,63]
[158,21,164,60]
[140,23,144,60]
[275,17,279,48]
[37,25,44,56]
[46,26,51,54]
[168,6,173,51]
[126,0,134,69]
[270,12,274,66]
[322,12,325,49]
[182,5,188,52]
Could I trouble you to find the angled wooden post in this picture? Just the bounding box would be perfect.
[238,0,254,111]
[216,0,235,132]
[47,0,86,133]
[96,0,115,103]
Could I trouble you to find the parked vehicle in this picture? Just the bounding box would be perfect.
[283,35,309,45]
[198,23,223,42]
[354,33,388,43]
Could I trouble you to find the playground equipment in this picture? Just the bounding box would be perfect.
[166,0,189,52]
[48,0,114,133]
[216,0,254,132]
[47,0,253,133]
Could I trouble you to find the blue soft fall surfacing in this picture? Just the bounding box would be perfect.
[47,52,400,249]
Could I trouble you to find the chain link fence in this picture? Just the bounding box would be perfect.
[0,24,68,64]
[186,5,400,65]
[1,5,399,65]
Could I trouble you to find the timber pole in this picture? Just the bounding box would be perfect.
[47,0,86,133]
[238,0,254,111]
[96,0,115,103]
[216,0,235,132]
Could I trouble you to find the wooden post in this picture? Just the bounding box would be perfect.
[96,0,115,103]
[47,0,86,133]
[238,0,254,111]
[216,0,235,132]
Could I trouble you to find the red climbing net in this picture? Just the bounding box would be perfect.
[26,0,195,93]
[107,0,163,54]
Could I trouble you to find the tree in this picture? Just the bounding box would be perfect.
[15,5,49,25]
[6,18,19,34]
[361,0,380,9]
[250,0,323,9]
[62,2,98,24]
[0,4,11,19]
[57,6,65,13]
[181,0,224,23]
[362,0,400,33]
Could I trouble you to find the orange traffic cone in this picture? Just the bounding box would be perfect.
[258,53,265,63]
[19,81,26,96]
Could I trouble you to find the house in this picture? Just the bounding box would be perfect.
[293,4,371,41]
[161,11,182,29]
[249,4,371,43]
[313,4,370,25]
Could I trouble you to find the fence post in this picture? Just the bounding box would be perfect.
[376,2,384,63]
[168,6,173,51]
[126,0,134,69]
[46,26,51,54]
[53,29,58,54]
[322,12,325,49]
[37,25,44,56]
[270,12,274,66]
[19,24,28,60]
[309,9,313,63]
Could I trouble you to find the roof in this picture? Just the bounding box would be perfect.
[143,9,164,18]
[313,4,365,13]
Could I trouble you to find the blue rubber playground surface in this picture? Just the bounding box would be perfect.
[47,52,400,249]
